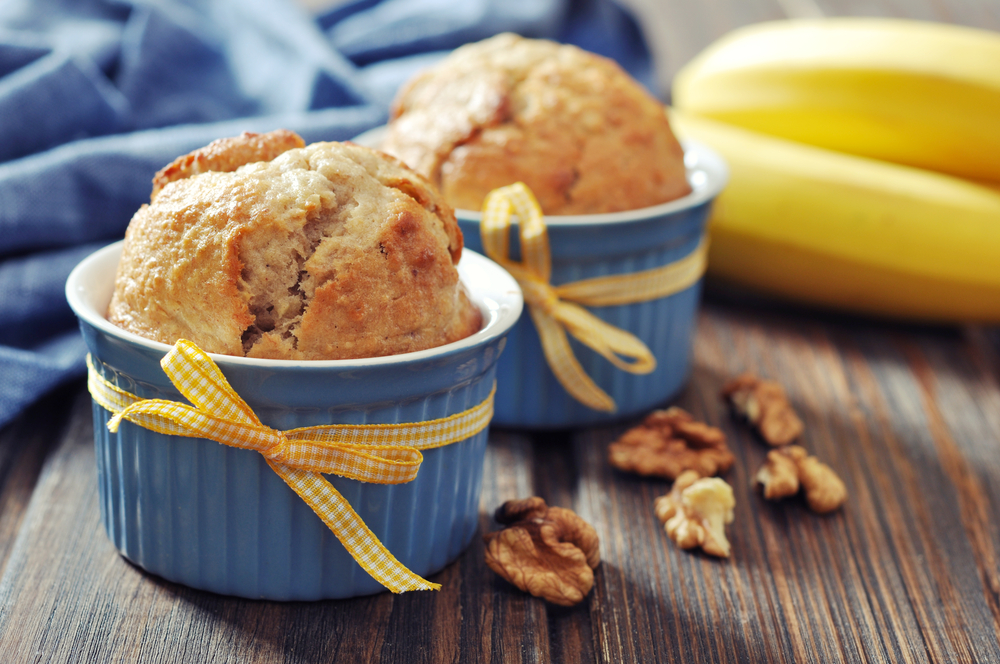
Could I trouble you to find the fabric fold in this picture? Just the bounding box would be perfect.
[0,52,130,162]
[0,0,655,429]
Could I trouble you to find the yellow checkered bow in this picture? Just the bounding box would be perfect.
[481,183,707,412]
[87,339,495,593]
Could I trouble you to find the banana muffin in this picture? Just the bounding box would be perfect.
[108,130,482,360]
[380,33,691,215]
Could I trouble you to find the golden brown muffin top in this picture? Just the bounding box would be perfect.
[381,33,691,215]
[108,131,481,360]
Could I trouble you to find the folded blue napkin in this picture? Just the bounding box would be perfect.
[0,0,653,428]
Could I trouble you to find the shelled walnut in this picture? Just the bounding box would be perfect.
[756,445,847,513]
[483,497,600,606]
[654,470,735,558]
[721,373,804,446]
[608,407,735,479]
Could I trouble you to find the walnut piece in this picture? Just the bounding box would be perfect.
[608,407,735,479]
[483,497,600,606]
[755,445,847,513]
[721,373,804,446]
[756,448,800,500]
[654,470,735,557]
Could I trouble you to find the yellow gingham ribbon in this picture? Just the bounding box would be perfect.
[481,183,707,412]
[87,339,495,593]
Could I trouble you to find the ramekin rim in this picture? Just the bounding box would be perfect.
[66,241,524,370]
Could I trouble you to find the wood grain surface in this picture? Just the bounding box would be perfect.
[1,300,999,663]
[3,2,1000,662]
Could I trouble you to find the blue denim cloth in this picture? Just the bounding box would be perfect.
[0,0,652,428]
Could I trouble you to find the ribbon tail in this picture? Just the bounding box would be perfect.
[529,308,616,412]
[269,462,441,593]
[555,303,657,375]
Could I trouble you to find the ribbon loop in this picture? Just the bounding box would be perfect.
[162,339,261,427]
[480,182,707,413]
[527,308,617,412]
[87,348,495,594]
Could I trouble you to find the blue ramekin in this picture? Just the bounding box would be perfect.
[66,242,523,601]
[352,129,728,428]
[455,141,728,428]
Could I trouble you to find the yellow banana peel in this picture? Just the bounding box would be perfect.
[670,111,1000,323]
[672,18,1000,183]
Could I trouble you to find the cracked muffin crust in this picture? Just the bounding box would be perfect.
[381,33,691,215]
[150,129,306,200]
[108,131,482,360]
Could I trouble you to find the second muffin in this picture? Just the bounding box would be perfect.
[108,131,482,360]
[381,33,691,215]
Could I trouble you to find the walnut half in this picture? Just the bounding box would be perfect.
[654,470,736,558]
[756,445,847,514]
[608,407,735,479]
[483,497,600,606]
[721,373,805,446]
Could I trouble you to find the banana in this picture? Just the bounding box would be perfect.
[670,111,1000,322]
[672,19,1000,184]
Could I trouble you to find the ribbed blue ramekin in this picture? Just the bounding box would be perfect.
[456,141,727,428]
[66,242,522,600]
[352,128,728,429]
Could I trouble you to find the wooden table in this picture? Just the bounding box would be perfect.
[3,297,999,662]
[2,3,999,663]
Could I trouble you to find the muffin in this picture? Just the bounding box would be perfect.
[380,33,691,215]
[68,216,523,601]
[108,130,482,360]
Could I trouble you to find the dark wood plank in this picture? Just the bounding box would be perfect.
[560,301,1000,664]
[520,430,596,664]
[0,382,77,580]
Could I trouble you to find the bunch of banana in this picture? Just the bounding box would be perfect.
[670,18,1000,322]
